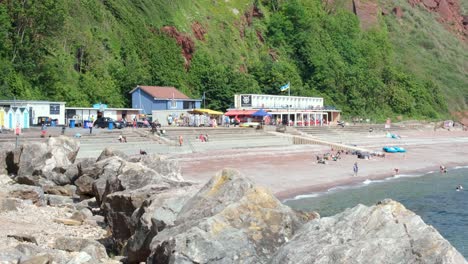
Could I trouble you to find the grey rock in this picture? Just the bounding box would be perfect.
[147,169,306,264]
[19,254,52,264]
[7,234,38,244]
[0,143,15,175]
[14,137,80,186]
[0,173,14,185]
[90,157,125,205]
[54,237,108,261]
[76,157,97,178]
[74,197,98,211]
[66,252,92,264]
[46,194,74,206]
[97,147,128,162]
[75,175,95,197]
[0,197,21,212]
[124,185,198,263]
[7,184,45,206]
[128,154,184,182]
[43,185,75,196]
[271,199,467,264]
[15,244,70,264]
[0,250,23,263]
[103,184,173,244]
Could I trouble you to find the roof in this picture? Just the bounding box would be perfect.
[191,109,224,115]
[224,110,257,116]
[65,107,142,111]
[130,86,190,100]
[0,100,66,104]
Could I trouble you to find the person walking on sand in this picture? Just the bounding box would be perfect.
[353,162,358,176]
[179,135,183,146]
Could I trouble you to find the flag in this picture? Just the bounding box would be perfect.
[280,82,290,92]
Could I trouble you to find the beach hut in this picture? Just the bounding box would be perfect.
[21,108,30,128]
[0,107,5,128]
[7,108,15,129]
[15,108,22,128]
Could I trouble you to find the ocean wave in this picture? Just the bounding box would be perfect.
[452,165,468,170]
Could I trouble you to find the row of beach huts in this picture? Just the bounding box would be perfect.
[0,107,31,129]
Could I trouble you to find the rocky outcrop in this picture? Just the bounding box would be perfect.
[161,26,195,69]
[353,0,380,29]
[408,0,467,37]
[0,143,15,175]
[128,154,184,182]
[124,185,199,263]
[147,169,308,263]
[96,147,128,162]
[13,137,80,186]
[271,199,466,264]
[53,237,108,262]
[5,184,46,206]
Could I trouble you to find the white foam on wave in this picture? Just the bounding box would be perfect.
[363,179,373,185]
[453,165,468,170]
[284,192,323,202]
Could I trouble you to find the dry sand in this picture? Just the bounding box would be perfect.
[177,130,468,200]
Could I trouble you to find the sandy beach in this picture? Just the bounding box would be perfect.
[177,129,468,200]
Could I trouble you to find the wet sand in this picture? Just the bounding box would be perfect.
[177,130,468,200]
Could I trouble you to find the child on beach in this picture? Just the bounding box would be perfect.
[353,162,358,176]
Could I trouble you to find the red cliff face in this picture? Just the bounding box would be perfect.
[340,0,466,39]
[161,26,195,69]
[408,0,467,39]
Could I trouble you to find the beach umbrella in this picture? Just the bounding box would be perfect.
[252,109,271,117]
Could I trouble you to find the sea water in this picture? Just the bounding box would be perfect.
[284,167,468,258]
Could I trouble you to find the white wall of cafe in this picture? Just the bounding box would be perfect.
[234,94,324,110]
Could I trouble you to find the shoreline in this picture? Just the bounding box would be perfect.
[179,130,468,202]
[277,161,468,201]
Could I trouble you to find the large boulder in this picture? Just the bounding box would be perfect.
[0,143,15,175]
[96,147,128,162]
[15,137,79,186]
[124,185,199,263]
[53,237,108,262]
[128,154,184,182]
[147,169,308,264]
[271,199,466,264]
[102,184,182,248]
[5,184,46,206]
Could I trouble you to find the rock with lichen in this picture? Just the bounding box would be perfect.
[147,169,310,264]
[271,199,466,264]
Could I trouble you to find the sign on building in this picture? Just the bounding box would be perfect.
[50,104,60,115]
[240,95,252,107]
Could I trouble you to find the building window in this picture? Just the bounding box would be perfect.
[171,100,177,109]
[183,101,194,109]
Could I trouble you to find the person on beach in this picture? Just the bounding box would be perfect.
[394,168,399,175]
[440,165,447,173]
[353,162,358,176]
[179,135,184,146]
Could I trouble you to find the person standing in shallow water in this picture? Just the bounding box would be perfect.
[353,162,358,176]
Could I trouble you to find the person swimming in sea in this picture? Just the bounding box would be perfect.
[456,185,463,191]
[440,165,447,173]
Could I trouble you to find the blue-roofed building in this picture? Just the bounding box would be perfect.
[129,86,202,115]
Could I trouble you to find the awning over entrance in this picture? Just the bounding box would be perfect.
[224,110,257,116]
[191,108,224,115]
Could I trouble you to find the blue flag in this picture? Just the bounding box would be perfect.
[280,82,290,92]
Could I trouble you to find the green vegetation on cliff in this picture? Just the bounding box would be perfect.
[0,0,464,120]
